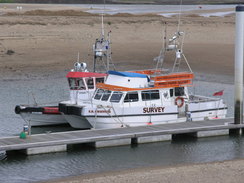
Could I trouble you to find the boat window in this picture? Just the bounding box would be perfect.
[101,90,112,101]
[110,91,123,103]
[68,78,76,90]
[68,78,85,90]
[175,87,184,96]
[124,92,139,103]
[142,90,160,101]
[94,89,104,100]
[96,77,105,84]
[77,79,86,90]
[170,89,174,97]
[85,78,94,89]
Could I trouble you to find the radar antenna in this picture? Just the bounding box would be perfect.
[93,0,115,73]
[155,0,193,73]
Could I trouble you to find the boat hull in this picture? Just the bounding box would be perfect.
[82,98,228,129]
[15,105,68,127]
[86,114,179,129]
[85,109,227,129]
[19,112,67,127]
[63,114,92,129]
[59,103,93,129]
[83,105,179,129]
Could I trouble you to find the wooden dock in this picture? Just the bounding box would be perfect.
[0,118,244,155]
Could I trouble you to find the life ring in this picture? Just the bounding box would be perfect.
[175,97,184,108]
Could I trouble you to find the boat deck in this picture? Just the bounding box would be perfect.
[0,118,243,153]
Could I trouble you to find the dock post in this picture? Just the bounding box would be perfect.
[234,5,244,134]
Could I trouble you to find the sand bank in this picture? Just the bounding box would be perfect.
[0,5,235,83]
[43,159,244,183]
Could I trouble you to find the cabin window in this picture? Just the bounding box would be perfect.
[170,89,174,97]
[175,87,184,96]
[110,91,123,103]
[96,77,105,84]
[124,92,139,103]
[94,89,104,100]
[68,78,76,90]
[68,78,85,90]
[142,90,160,101]
[85,78,94,89]
[78,79,86,90]
[101,90,112,101]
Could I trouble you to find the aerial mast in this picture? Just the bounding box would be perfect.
[92,0,115,73]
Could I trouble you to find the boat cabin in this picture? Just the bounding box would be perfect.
[92,70,192,108]
[66,71,107,104]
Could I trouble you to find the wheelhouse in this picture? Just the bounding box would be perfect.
[66,72,107,91]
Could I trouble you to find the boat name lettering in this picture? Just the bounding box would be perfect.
[88,110,111,113]
[143,107,165,113]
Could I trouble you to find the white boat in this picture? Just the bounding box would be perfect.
[15,13,113,127]
[15,61,107,127]
[59,70,107,129]
[59,13,114,129]
[74,70,227,129]
[62,29,227,129]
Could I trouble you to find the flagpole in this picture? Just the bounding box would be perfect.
[213,90,224,118]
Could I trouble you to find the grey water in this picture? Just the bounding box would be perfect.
[0,76,242,183]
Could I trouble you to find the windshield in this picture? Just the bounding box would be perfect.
[101,90,112,101]
[94,89,104,100]
[68,78,86,90]
[85,78,94,89]
[110,91,123,103]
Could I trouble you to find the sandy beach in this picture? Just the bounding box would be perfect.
[0,3,241,183]
[43,159,244,183]
[0,4,235,83]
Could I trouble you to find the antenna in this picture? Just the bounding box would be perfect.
[155,22,167,71]
[77,52,80,62]
[93,0,115,73]
[101,14,105,38]
[177,0,183,32]
[154,0,192,74]
[101,0,106,38]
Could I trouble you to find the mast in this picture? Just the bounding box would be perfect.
[92,0,115,73]
[155,0,192,73]
[101,13,105,38]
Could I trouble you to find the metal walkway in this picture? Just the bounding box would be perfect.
[0,118,243,152]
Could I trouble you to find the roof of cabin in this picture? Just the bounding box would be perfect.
[108,70,148,78]
[66,72,107,78]
[97,72,194,91]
